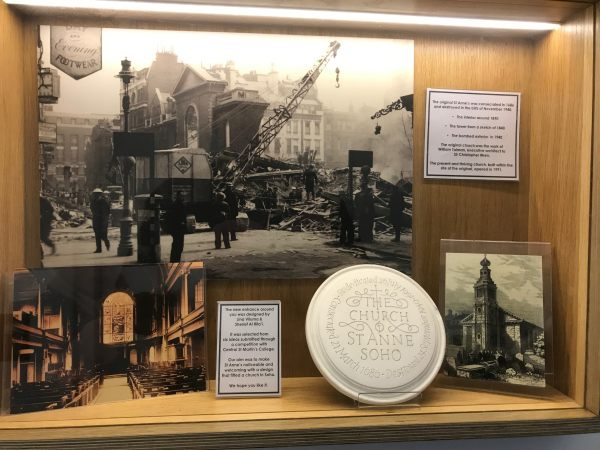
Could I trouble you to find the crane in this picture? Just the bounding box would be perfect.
[371,93,414,134]
[216,40,341,187]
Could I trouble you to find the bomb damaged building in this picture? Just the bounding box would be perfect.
[41,40,414,278]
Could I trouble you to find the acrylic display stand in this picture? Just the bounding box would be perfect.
[355,392,423,408]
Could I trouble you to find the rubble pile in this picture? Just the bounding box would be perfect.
[243,178,295,209]
[236,166,412,236]
[45,194,90,228]
[275,200,334,232]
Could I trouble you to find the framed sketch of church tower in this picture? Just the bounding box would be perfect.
[440,240,553,392]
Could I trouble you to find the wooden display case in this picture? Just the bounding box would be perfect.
[1,0,600,447]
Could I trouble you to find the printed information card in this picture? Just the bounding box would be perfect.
[424,89,520,181]
[216,300,281,397]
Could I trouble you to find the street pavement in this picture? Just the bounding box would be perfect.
[43,223,411,279]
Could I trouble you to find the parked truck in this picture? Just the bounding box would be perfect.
[135,147,213,224]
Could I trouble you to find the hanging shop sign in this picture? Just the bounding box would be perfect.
[39,122,57,144]
[38,67,60,104]
[50,26,102,80]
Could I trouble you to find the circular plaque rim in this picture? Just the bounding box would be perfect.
[305,264,445,405]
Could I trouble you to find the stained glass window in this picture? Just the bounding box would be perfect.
[102,291,134,344]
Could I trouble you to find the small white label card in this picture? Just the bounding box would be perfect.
[216,300,281,397]
[424,88,520,181]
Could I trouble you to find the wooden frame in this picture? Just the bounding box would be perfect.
[1,0,600,446]
[438,240,554,394]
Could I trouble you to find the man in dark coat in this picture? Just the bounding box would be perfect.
[354,182,375,243]
[303,164,318,201]
[90,188,110,253]
[267,185,278,209]
[224,183,239,241]
[338,189,354,246]
[165,191,187,262]
[212,192,230,249]
[40,195,56,257]
[389,184,407,242]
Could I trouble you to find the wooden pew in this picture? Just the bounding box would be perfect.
[10,371,102,414]
[128,366,207,399]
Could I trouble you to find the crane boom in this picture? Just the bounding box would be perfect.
[217,40,341,186]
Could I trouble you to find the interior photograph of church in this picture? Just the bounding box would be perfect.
[9,261,207,414]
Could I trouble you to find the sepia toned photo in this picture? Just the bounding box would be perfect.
[8,262,207,415]
[37,26,414,279]
[440,241,552,390]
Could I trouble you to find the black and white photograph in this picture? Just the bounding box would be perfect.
[440,241,552,389]
[37,26,414,279]
[9,261,207,415]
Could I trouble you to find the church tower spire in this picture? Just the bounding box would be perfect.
[474,254,497,305]
[468,255,499,352]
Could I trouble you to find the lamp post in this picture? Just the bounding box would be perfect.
[38,64,60,191]
[116,58,135,257]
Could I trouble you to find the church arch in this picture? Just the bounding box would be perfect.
[102,291,135,345]
[185,104,199,148]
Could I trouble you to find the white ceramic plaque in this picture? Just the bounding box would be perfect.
[306,265,445,405]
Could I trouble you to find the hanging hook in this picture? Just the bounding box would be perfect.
[335,67,340,88]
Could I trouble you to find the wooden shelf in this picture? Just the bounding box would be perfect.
[0,377,597,448]
[1,0,600,447]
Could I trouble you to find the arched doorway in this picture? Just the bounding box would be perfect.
[101,291,135,374]
[185,105,199,148]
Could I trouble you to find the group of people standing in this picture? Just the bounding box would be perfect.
[41,172,408,263]
[164,183,240,263]
[41,183,245,263]
[338,182,374,246]
[338,182,409,246]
